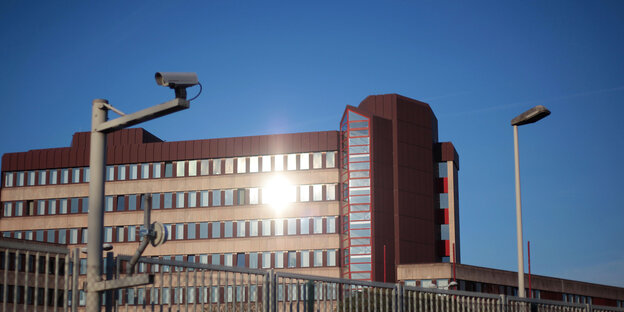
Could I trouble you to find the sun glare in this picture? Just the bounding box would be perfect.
[263,175,296,212]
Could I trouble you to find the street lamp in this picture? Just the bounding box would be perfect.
[511,105,550,298]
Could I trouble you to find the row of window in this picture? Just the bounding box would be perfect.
[1,183,337,217]
[2,152,337,187]
[1,216,339,244]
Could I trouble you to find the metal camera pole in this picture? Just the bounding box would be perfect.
[86,73,198,312]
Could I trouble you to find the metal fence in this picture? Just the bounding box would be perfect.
[1,239,623,312]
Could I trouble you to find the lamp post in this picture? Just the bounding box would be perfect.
[510,105,550,297]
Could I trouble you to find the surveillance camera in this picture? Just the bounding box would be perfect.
[155,72,199,88]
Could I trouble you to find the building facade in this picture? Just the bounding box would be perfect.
[0,94,458,285]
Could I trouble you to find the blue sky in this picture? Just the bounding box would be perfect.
[1,1,623,287]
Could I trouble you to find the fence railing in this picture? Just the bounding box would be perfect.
[1,239,623,312]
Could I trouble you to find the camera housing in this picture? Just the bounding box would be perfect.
[155,72,199,99]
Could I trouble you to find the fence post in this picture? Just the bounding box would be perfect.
[72,248,80,312]
[586,303,592,312]
[395,283,403,312]
[499,294,507,312]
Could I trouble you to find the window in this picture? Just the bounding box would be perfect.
[82,228,88,244]
[301,251,310,267]
[262,156,271,172]
[152,193,161,209]
[224,254,233,267]
[69,229,78,244]
[212,190,221,206]
[274,219,283,236]
[300,185,310,202]
[262,220,271,236]
[300,218,309,234]
[274,155,284,171]
[313,217,323,234]
[212,222,221,238]
[300,153,309,170]
[326,184,336,200]
[165,225,172,241]
[237,189,245,205]
[200,160,210,175]
[59,199,67,214]
[176,161,185,177]
[38,170,46,185]
[176,192,185,208]
[327,250,336,266]
[237,157,246,173]
[200,191,209,207]
[249,253,258,268]
[314,250,323,267]
[199,223,208,239]
[81,197,88,213]
[262,252,271,268]
[223,190,234,206]
[48,200,56,215]
[4,172,13,187]
[117,227,124,242]
[83,167,90,182]
[287,219,297,235]
[27,171,36,185]
[49,170,57,184]
[141,164,149,179]
[3,203,11,217]
[188,160,197,176]
[287,154,297,170]
[163,193,172,208]
[105,196,113,212]
[313,152,322,169]
[211,254,220,265]
[275,251,284,268]
[188,191,197,208]
[128,194,137,211]
[164,162,173,178]
[438,162,448,178]
[326,151,336,168]
[440,224,449,240]
[249,220,258,236]
[237,221,246,237]
[58,229,66,244]
[288,251,296,268]
[249,156,259,172]
[71,168,80,183]
[249,188,259,205]
[213,159,221,175]
[118,165,126,180]
[313,185,323,201]
[176,224,184,240]
[224,221,233,238]
[129,164,138,180]
[439,193,449,209]
[188,223,196,239]
[106,166,114,181]
[117,196,125,211]
[61,169,69,184]
[128,225,136,241]
[15,202,23,216]
[236,253,245,267]
[327,217,336,233]
[153,163,161,178]
[225,158,234,174]
[104,227,112,243]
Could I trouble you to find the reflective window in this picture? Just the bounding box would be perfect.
[27,171,36,185]
[440,224,450,240]
[211,254,220,265]
[275,251,284,268]
[128,225,136,241]
[237,221,246,237]
[212,190,221,206]
[176,161,185,177]
[225,158,234,174]
[188,160,197,176]
[141,164,150,179]
[287,154,297,170]
[301,251,310,267]
[314,251,323,267]
[236,253,245,267]
[288,218,297,235]
[15,202,23,216]
[249,220,258,236]
[49,170,57,184]
[48,199,56,215]
[61,169,69,184]
[152,193,161,209]
[82,229,88,244]
[249,156,259,173]
[163,193,172,208]
[439,193,449,209]
[176,224,184,240]
[104,227,112,243]
[38,170,46,185]
[69,229,78,244]
[129,164,137,180]
[16,171,25,186]
[300,153,309,170]
[300,185,309,202]
[59,199,67,214]
[313,184,323,201]
[3,203,11,217]
[213,159,222,175]
[117,227,125,242]
[38,200,45,215]
[224,221,233,238]
[274,155,284,171]
[128,194,137,211]
[199,222,208,239]
[249,188,259,205]
[164,162,173,178]
[224,253,233,267]
[153,163,161,178]
[274,219,283,236]
[176,192,185,208]
[249,253,258,268]
[4,172,13,187]
[288,251,296,268]
[224,189,233,206]
[262,220,271,236]
[326,184,336,200]
[200,191,209,207]
[262,252,271,269]
[326,152,336,168]
[237,157,246,173]
[200,160,210,175]
[300,218,309,234]
[438,162,448,178]
[327,250,336,266]
[262,156,271,172]
[313,217,323,234]
[118,165,126,180]
[212,222,221,238]
[106,166,114,181]
[327,217,336,233]
[188,191,197,208]
[313,152,322,169]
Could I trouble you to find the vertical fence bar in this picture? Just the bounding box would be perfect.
[53,254,59,312]
[63,253,69,312]
[34,252,40,310]
[16,250,21,312]
[44,253,49,312]
[2,250,7,312]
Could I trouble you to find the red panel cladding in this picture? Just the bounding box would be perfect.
[226,138,235,156]
[301,132,310,151]
[328,131,339,151]
[27,150,36,169]
[38,149,48,169]
[442,177,448,193]
[310,132,319,151]
[202,140,211,158]
[233,137,243,155]
[153,143,162,162]
[161,143,170,161]
[259,136,269,155]
[444,209,449,224]
[60,149,70,167]
[54,149,63,168]
[129,145,138,164]
[193,141,202,159]
[250,136,260,155]
[185,141,193,159]
[138,145,147,162]
[217,139,226,158]
[69,149,78,168]
[77,148,87,167]
[114,145,123,165]
[445,240,450,256]
[293,133,302,152]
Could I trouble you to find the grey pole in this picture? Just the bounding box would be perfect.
[513,125,526,298]
[87,99,109,311]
